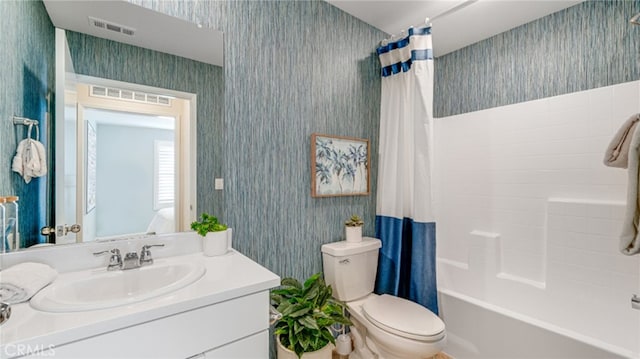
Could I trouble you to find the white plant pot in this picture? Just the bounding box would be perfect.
[345,226,363,243]
[202,228,232,256]
[276,336,333,359]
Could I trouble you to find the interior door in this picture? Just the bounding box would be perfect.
[54,28,81,244]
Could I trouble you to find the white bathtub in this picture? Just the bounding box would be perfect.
[438,289,634,359]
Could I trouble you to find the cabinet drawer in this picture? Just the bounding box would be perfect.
[37,291,269,359]
[204,330,268,358]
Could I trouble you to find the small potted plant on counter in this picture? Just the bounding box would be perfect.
[271,273,352,359]
[344,214,364,243]
[191,213,230,256]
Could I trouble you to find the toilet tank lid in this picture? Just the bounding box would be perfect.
[321,237,381,256]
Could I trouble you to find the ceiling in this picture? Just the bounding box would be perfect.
[326,0,584,56]
[42,0,224,66]
[43,0,583,64]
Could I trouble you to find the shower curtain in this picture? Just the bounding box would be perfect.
[374,26,438,314]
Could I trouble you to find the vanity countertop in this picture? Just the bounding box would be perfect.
[0,250,280,358]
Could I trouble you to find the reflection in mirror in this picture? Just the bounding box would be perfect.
[55,80,192,245]
[53,73,197,247]
[85,109,176,240]
[2,1,224,252]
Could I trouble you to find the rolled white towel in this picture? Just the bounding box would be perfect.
[0,262,57,304]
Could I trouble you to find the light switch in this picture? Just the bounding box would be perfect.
[214,178,224,190]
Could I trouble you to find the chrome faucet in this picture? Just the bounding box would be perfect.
[93,248,122,271]
[122,252,140,270]
[93,244,165,271]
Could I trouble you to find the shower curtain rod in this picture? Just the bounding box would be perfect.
[382,0,479,44]
[381,17,431,44]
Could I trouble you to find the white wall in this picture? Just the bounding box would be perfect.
[96,124,173,237]
[434,81,640,356]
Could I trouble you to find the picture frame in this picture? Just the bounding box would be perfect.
[311,133,370,197]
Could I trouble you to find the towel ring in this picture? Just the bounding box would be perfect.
[26,123,39,141]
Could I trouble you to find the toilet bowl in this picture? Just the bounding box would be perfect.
[347,294,445,359]
[321,238,446,359]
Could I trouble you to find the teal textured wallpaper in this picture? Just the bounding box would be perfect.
[223,0,383,280]
[434,0,640,117]
[65,32,225,219]
[0,1,54,246]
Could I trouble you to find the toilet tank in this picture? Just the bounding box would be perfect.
[321,237,382,301]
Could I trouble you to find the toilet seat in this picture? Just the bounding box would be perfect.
[362,294,445,342]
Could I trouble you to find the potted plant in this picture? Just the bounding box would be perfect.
[271,273,352,359]
[191,213,230,256]
[344,214,364,243]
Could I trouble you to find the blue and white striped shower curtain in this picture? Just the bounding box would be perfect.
[374,26,438,314]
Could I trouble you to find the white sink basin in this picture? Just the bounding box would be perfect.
[30,261,206,312]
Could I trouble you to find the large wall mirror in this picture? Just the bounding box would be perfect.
[2,0,224,252]
[53,62,197,245]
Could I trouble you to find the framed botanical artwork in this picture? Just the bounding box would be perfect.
[311,133,370,197]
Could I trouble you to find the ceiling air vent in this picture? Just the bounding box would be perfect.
[90,85,172,107]
[88,16,136,37]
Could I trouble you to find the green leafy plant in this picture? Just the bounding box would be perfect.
[190,213,227,237]
[271,273,352,358]
[344,214,364,227]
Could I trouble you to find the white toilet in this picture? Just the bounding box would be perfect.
[321,237,446,359]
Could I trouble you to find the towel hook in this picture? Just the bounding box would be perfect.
[12,116,40,141]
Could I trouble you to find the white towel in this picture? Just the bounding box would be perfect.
[620,124,640,255]
[0,262,57,304]
[604,114,640,168]
[12,138,48,183]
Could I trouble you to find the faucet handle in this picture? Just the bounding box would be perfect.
[93,248,120,255]
[140,244,165,266]
[93,248,121,257]
[93,248,122,270]
[0,302,11,325]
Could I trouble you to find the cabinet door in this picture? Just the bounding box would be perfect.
[29,292,268,359]
[204,331,268,359]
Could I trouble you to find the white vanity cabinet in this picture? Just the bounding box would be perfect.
[24,291,270,359]
[1,240,280,359]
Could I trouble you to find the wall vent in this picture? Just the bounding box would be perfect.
[90,85,172,107]
[88,16,136,37]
